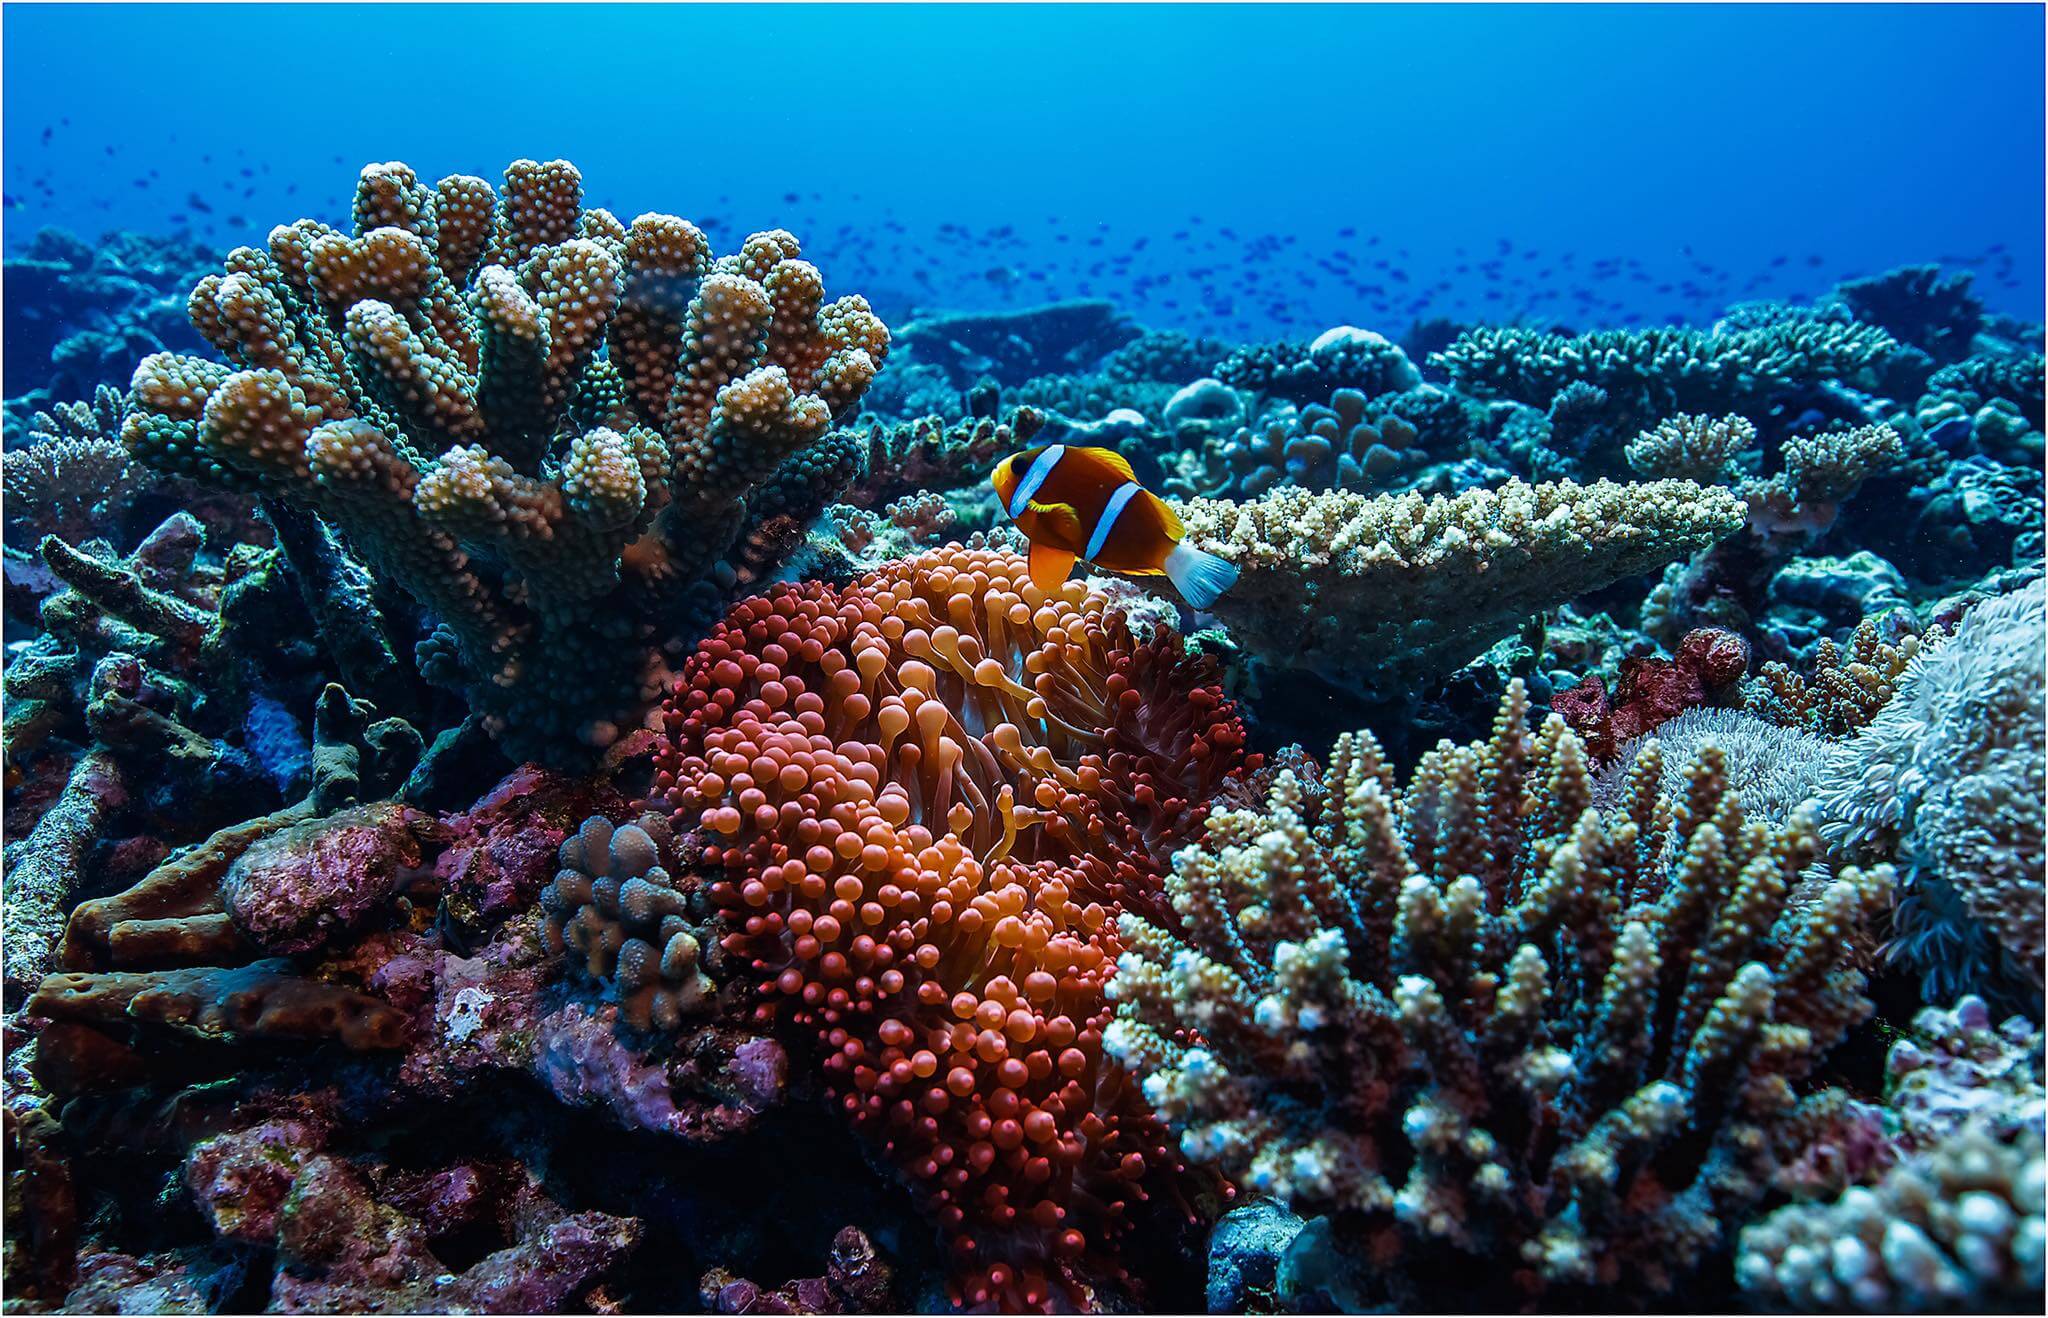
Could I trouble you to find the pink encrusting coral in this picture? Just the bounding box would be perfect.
[648,544,1260,1309]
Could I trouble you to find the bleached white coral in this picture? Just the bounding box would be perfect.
[1595,707,1834,826]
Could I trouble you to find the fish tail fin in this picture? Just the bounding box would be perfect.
[1163,541,1239,610]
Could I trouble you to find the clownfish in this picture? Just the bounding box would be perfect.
[991,444,1240,608]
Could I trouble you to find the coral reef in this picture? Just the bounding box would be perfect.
[1172,479,1745,697]
[647,545,1259,1308]
[1816,580,2045,994]
[119,158,888,764]
[1738,998,2045,1311]
[1105,683,1893,1307]
[3,124,2042,1315]
[1216,329,1422,404]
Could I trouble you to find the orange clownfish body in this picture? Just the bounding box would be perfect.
[990,443,1240,608]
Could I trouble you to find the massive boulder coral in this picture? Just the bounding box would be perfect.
[120,158,889,763]
[1105,683,1893,1307]
[1172,479,1745,698]
[647,545,1260,1308]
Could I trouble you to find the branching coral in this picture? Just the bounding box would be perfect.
[1625,412,1758,486]
[120,158,888,763]
[646,546,1260,1308]
[3,388,141,547]
[1171,479,1745,697]
[842,407,1044,509]
[1817,580,2045,984]
[1746,613,1941,736]
[1105,683,1893,1307]
[541,812,716,1033]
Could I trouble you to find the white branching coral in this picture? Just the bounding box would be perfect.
[1105,682,1892,1307]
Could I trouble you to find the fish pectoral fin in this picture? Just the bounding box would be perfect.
[1028,501,1085,545]
[1028,542,1079,592]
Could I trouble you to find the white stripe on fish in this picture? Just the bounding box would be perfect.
[1085,480,1143,561]
[1008,444,1065,518]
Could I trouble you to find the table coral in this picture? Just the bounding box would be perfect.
[120,158,888,764]
[646,545,1260,1308]
[1105,682,1893,1307]
[1433,320,1901,437]
[1172,478,1745,697]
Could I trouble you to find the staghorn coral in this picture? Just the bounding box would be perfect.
[1171,478,1745,697]
[120,158,888,764]
[1627,411,1904,546]
[1817,580,2045,984]
[1105,683,1893,1307]
[647,545,1260,1308]
[1624,412,1757,486]
[541,812,717,1033]
[1744,422,1906,541]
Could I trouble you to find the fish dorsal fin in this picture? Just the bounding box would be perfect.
[1028,542,1078,592]
[1076,446,1136,482]
[1029,501,1085,544]
[1156,495,1184,540]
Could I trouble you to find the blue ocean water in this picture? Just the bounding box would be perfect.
[4,2,2043,342]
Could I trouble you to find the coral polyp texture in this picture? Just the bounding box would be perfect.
[1172,478,1746,695]
[647,545,1260,1308]
[119,158,889,762]
[1105,682,1894,1307]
